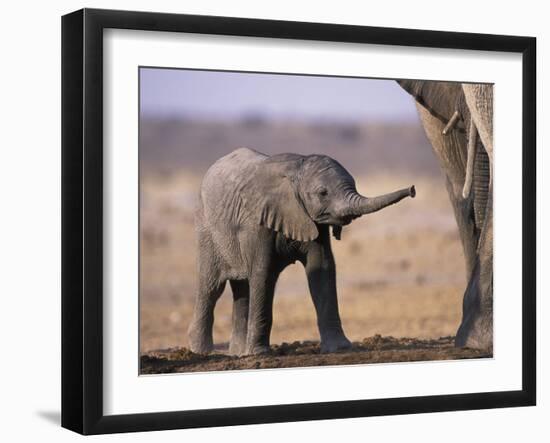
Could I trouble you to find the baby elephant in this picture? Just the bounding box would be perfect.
[189,148,415,356]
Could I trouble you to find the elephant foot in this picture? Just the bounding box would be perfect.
[455,312,493,351]
[320,333,352,354]
[188,326,214,354]
[228,340,247,356]
[243,344,271,356]
[455,304,493,350]
[189,340,213,354]
[455,266,493,351]
[189,341,213,354]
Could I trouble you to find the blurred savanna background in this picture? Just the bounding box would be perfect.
[139,68,466,357]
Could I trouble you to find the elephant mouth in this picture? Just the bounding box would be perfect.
[316,212,356,226]
[315,212,333,224]
[339,215,356,225]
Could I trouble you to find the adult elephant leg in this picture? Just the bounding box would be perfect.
[304,225,351,353]
[399,85,492,350]
[228,280,249,356]
[456,189,493,349]
[416,104,492,350]
[455,84,494,349]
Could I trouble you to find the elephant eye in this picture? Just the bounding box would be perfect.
[318,187,328,197]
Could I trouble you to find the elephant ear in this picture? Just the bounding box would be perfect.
[244,157,318,242]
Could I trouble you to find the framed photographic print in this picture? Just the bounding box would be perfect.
[61,8,536,435]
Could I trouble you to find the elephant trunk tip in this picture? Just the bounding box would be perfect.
[348,185,417,216]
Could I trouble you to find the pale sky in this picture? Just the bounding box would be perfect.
[140,67,418,122]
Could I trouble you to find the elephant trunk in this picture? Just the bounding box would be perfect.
[462,116,478,199]
[345,186,416,216]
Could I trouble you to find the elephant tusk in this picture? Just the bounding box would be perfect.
[442,110,461,135]
[462,117,478,199]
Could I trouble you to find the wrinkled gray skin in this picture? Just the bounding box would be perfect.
[189,148,415,356]
[398,80,493,350]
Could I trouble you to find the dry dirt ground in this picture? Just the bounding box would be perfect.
[139,168,484,373]
[141,336,491,374]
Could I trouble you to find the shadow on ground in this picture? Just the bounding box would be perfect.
[140,335,492,374]
[36,410,60,425]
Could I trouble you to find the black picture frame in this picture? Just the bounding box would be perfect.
[61,8,536,435]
